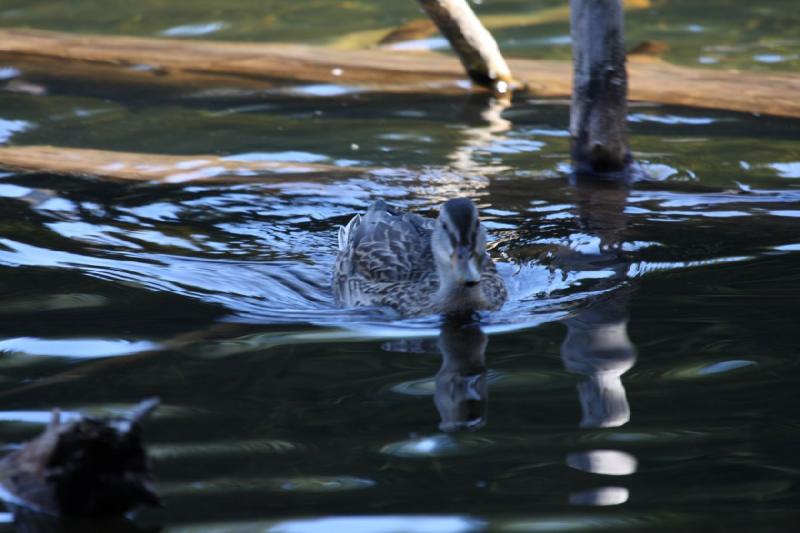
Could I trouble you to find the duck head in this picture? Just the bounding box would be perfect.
[431,198,489,291]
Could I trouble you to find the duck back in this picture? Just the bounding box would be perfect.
[333,201,438,314]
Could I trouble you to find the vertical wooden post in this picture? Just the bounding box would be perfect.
[569,0,631,175]
[417,0,514,93]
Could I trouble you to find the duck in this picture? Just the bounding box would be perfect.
[333,198,507,317]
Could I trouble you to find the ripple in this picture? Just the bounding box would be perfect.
[277,84,365,98]
[489,370,568,390]
[663,359,759,380]
[753,54,787,63]
[268,516,483,533]
[566,450,638,476]
[577,429,711,446]
[0,183,32,198]
[0,293,108,313]
[276,476,376,492]
[150,439,303,460]
[485,139,545,154]
[380,434,499,458]
[496,513,685,532]
[0,402,189,424]
[224,151,331,164]
[770,162,800,178]
[1,161,796,343]
[0,410,81,425]
[628,113,716,125]
[161,476,375,496]
[0,67,20,80]
[168,516,485,533]
[627,256,754,277]
[389,370,503,397]
[0,337,157,358]
[160,22,228,37]
[770,210,800,218]
[569,486,629,506]
[0,117,32,142]
[389,377,436,396]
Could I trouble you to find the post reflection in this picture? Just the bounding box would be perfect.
[562,288,636,430]
[556,182,639,505]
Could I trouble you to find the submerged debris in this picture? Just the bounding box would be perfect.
[0,398,161,516]
[629,39,670,57]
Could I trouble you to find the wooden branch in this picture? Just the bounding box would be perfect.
[0,145,361,183]
[0,29,799,118]
[417,0,513,93]
[570,0,631,174]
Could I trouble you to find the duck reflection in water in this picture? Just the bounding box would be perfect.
[434,315,489,432]
[555,182,640,505]
[380,313,489,436]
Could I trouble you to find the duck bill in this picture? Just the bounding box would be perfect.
[453,248,482,286]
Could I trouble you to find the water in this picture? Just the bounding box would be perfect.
[0,0,799,531]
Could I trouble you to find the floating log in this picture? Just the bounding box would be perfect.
[0,145,362,183]
[0,399,160,516]
[0,28,471,94]
[0,29,798,118]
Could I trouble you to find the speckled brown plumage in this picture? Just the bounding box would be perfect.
[333,200,507,317]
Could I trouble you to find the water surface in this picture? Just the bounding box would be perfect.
[0,0,799,531]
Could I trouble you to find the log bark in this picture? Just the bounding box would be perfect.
[570,0,630,175]
[416,0,513,93]
[0,29,799,118]
[0,145,362,183]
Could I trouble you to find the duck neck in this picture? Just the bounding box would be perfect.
[435,277,485,313]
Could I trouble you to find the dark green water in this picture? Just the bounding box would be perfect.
[0,0,799,531]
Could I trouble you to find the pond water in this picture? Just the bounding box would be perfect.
[0,0,799,531]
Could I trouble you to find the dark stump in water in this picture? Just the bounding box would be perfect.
[0,399,161,517]
[569,0,632,178]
